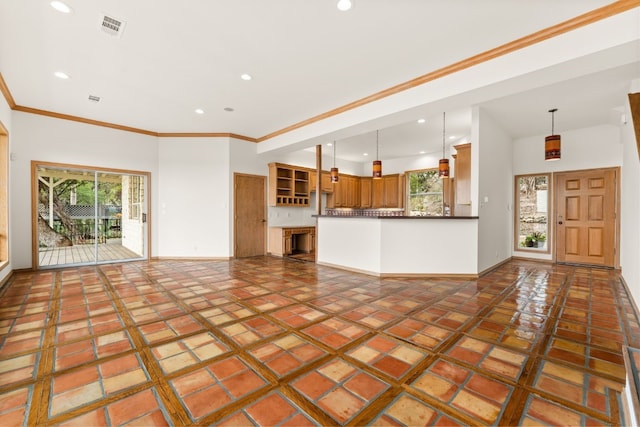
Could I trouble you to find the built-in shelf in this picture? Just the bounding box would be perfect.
[269,163,310,206]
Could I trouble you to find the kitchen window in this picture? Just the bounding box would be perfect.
[407,168,443,216]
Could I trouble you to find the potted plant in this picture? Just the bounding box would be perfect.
[523,235,535,247]
[530,231,546,248]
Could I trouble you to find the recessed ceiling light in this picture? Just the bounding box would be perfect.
[54,71,70,79]
[240,73,252,81]
[224,107,235,112]
[337,0,353,11]
[327,143,333,146]
[419,151,426,154]
[195,108,205,115]
[449,135,457,140]
[363,153,368,156]
[51,1,72,14]
[417,119,426,124]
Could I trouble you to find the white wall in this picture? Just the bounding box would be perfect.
[621,81,640,308]
[376,152,441,176]
[0,96,12,283]
[317,217,382,273]
[157,138,230,258]
[476,108,513,272]
[512,125,623,174]
[380,219,478,275]
[512,124,623,261]
[317,217,478,275]
[11,112,159,269]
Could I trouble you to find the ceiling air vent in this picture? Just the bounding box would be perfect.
[88,95,101,103]
[98,13,126,38]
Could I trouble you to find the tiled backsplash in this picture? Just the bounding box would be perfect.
[324,208,406,217]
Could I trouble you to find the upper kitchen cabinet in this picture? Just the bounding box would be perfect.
[268,163,310,207]
[360,177,372,208]
[309,171,333,193]
[453,143,471,215]
[383,174,399,208]
[372,174,404,209]
[328,174,360,208]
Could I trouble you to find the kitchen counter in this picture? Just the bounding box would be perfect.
[315,216,478,276]
[314,215,478,219]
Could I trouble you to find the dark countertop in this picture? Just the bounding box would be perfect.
[269,225,316,228]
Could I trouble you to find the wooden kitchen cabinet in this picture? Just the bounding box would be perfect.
[268,163,310,207]
[453,143,471,205]
[268,227,315,256]
[309,171,333,193]
[321,172,333,193]
[330,174,360,207]
[383,174,399,208]
[360,177,372,208]
[372,178,384,208]
[309,171,317,193]
[370,174,404,209]
[345,175,360,207]
[332,175,344,207]
[453,143,471,216]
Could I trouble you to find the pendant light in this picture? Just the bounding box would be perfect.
[545,108,561,161]
[439,112,450,177]
[372,130,382,179]
[330,141,339,183]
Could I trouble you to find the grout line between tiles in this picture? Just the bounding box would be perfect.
[95,266,192,426]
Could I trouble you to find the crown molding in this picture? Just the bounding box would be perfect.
[157,132,257,142]
[13,105,159,137]
[0,73,16,109]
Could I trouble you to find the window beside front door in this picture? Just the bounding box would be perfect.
[514,174,550,252]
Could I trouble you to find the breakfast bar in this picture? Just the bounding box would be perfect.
[314,215,479,277]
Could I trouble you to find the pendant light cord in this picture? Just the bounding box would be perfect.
[442,112,446,157]
[549,108,557,134]
[333,141,336,168]
[376,130,379,159]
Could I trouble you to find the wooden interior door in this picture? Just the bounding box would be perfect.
[555,168,617,267]
[234,173,266,258]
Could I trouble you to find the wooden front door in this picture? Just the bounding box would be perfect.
[555,168,618,267]
[234,173,266,258]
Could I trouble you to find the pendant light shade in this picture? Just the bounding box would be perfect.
[331,141,339,183]
[439,112,450,178]
[373,130,382,179]
[330,168,339,183]
[439,159,450,177]
[545,108,561,161]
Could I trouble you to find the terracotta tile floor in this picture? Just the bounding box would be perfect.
[0,257,637,425]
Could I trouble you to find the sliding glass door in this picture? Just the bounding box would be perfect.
[35,163,148,268]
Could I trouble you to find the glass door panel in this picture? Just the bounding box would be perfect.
[96,173,146,262]
[36,164,147,268]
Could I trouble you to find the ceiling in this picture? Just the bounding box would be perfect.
[1,1,638,163]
